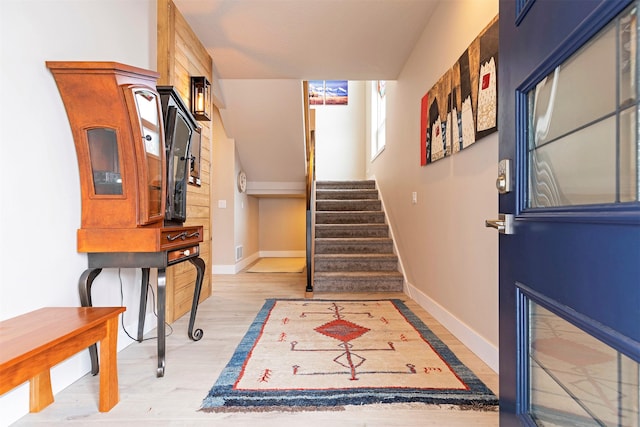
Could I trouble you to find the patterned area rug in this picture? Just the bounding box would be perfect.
[200,299,498,412]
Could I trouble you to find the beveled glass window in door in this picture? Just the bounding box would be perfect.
[527,3,639,208]
[528,302,639,426]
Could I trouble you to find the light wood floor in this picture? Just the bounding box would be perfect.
[13,271,499,426]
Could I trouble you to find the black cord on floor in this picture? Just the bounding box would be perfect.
[118,268,173,341]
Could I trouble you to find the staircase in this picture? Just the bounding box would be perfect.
[313,180,404,292]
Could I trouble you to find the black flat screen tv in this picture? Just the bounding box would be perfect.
[157,86,199,225]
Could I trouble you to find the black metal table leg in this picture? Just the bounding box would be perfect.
[82,250,204,378]
[137,268,150,342]
[156,267,166,377]
[78,268,103,376]
[187,257,206,341]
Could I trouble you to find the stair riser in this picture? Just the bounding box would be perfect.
[315,227,389,238]
[315,242,394,254]
[316,181,376,190]
[316,190,379,200]
[316,212,385,224]
[316,200,381,211]
[314,259,398,272]
[313,278,403,292]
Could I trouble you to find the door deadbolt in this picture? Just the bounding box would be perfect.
[496,159,512,194]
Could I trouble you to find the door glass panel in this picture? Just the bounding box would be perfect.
[529,302,639,426]
[527,4,640,207]
[87,128,122,195]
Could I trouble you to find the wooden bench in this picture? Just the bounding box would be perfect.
[0,307,125,412]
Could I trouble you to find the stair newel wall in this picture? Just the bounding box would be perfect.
[303,81,316,296]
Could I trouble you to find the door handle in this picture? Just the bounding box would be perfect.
[485,213,514,234]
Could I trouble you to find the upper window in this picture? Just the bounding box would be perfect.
[371,81,386,160]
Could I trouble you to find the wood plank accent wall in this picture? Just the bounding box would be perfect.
[157,0,212,323]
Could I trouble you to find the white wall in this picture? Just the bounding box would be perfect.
[0,1,157,424]
[369,0,500,371]
[315,81,367,180]
[234,149,260,270]
[258,198,306,256]
[211,106,237,270]
[210,105,260,274]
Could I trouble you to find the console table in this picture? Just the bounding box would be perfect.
[78,230,205,378]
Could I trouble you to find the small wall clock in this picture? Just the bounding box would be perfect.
[237,170,247,193]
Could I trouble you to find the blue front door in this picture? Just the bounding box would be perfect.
[498,1,640,425]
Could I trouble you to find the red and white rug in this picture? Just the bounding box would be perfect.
[201,299,497,412]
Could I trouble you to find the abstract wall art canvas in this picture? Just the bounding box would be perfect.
[421,15,498,165]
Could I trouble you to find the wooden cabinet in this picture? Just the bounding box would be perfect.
[48,62,206,377]
[47,62,203,252]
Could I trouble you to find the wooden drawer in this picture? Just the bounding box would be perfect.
[167,245,199,265]
[160,225,203,251]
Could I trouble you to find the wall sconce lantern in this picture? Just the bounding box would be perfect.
[190,76,211,121]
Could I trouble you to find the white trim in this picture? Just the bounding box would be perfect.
[212,252,259,274]
[405,281,499,373]
[246,181,306,197]
[371,145,385,162]
[374,176,407,289]
[211,264,236,274]
[212,251,305,275]
[259,250,305,258]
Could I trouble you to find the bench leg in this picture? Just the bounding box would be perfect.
[29,371,53,412]
[98,315,120,412]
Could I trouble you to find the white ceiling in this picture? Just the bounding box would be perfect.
[172,0,439,191]
[173,0,439,80]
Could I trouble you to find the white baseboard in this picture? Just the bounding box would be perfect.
[212,251,305,274]
[259,250,305,258]
[404,281,499,374]
[212,251,261,274]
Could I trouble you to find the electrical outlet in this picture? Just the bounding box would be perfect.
[412,192,418,204]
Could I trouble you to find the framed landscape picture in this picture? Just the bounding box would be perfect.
[309,80,348,105]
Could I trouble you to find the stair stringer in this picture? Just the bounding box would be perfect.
[371,176,407,292]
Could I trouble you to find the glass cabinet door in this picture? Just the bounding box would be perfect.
[87,127,122,195]
[166,107,192,222]
[132,88,164,222]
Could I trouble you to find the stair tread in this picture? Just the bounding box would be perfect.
[315,253,397,258]
[316,237,392,241]
[316,196,380,202]
[316,209,384,215]
[316,224,387,229]
[314,271,403,277]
